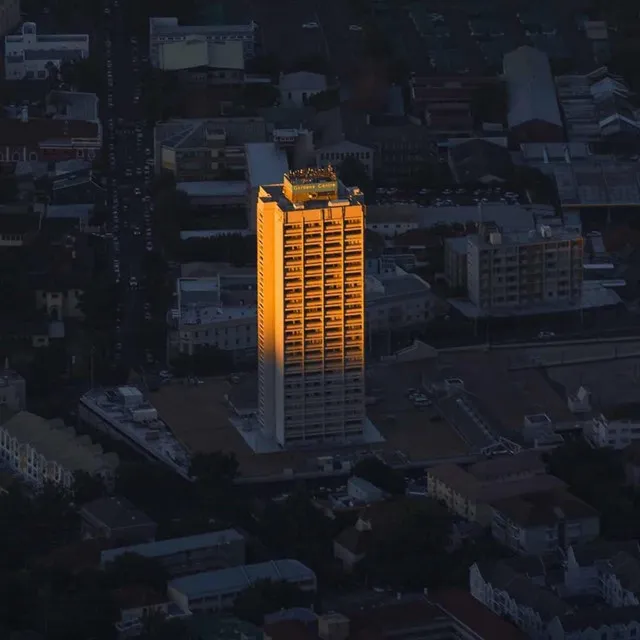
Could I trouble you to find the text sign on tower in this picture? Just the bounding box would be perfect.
[283,167,338,203]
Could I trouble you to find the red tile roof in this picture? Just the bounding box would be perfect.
[432,588,528,639]
[0,118,100,147]
[348,599,448,638]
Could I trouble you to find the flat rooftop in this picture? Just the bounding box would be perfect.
[80,388,190,477]
[245,142,289,189]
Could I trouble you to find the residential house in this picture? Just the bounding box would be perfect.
[279,71,327,108]
[426,451,565,525]
[448,138,514,184]
[0,0,20,38]
[333,499,420,570]
[470,560,572,638]
[0,411,119,490]
[80,496,157,544]
[101,530,246,577]
[503,46,564,143]
[4,21,89,80]
[547,608,640,640]
[490,490,600,554]
[564,540,640,605]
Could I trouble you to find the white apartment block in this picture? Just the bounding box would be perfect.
[467,225,584,310]
[4,22,89,80]
[257,169,366,447]
[149,17,256,68]
[587,413,640,450]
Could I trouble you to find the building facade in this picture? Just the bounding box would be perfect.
[257,169,366,447]
[467,225,584,310]
[4,21,89,80]
[149,17,256,66]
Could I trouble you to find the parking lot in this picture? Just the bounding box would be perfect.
[371,0,595,76]
[375,184,526,208]
[366,361,471,460]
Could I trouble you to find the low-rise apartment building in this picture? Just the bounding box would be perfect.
[4,21,89,80]
[0,411,119,490]
[101,530,246,577]
[491,491,600,555]
[167,560,316,612]
[587,409,640,450]
[466,225,584,311]
[427,452,565,526]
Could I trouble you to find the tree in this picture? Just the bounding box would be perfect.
[338,155,374,202]
[104,552,169,592]
[233,579,310,625]
[290,55,330,75]
[359,499,452,590]
[189,451,239,487]
[240,83,280,109]
[139,614,190,640]
[259,491,337,581]
[352,457,406,495]
[78,279,120,333]
[307,88,340,111]
[59,56,102,93]
[245,53,281,76]
[72,470,107,504]
[115,461,191,522]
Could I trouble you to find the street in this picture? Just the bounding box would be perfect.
[100,0,157,372]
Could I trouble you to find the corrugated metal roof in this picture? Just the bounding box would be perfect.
[503,46,562,129]
[101,529,244,565]
[168,559,315,598]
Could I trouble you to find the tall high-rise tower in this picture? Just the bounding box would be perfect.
[257,168,366,447]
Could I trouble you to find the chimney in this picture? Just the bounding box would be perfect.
[20,106,28,123]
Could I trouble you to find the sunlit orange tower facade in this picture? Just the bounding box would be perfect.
[257,168,366,447]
